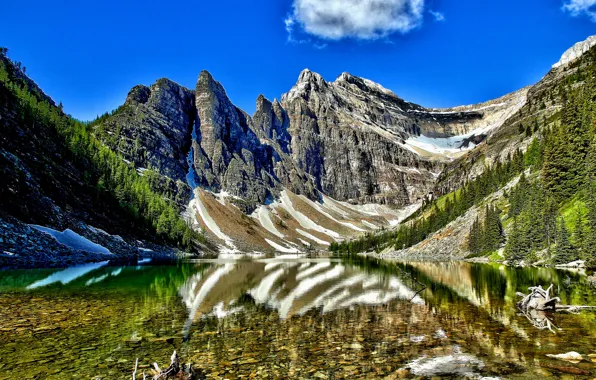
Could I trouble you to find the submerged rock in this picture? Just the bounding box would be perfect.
[546,351,584,363]
[405,353,485,377]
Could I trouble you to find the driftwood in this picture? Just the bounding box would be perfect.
[516,284,596,333]
[133,351,199,380]
[516,284,596,312]
[516,284,560,311]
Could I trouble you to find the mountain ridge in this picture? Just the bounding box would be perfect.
[2,34,595,262]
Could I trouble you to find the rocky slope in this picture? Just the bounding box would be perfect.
[434,35,596,196]
[92,59,532,254]
[5,35,594,259]
[372,35,596,260]
[0,53,198,268]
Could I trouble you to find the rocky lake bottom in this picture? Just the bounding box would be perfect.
[0,257,595,379]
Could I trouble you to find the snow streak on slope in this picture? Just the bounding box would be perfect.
[265,239,301,253]
[188,187,420,254]
[296,229,331,245]
[279,191,340,239]
[188,190,236,249]
[252,206,285,238]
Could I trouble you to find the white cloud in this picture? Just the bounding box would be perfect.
[429,10,445,22]
[562,0,596,21]
[286,0,426,41]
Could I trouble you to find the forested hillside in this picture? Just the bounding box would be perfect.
[0,48,204,262]
[331,44,596,269]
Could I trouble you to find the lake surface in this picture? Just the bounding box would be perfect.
[0,257,595,379]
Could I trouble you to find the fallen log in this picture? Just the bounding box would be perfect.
[516,284,596,312]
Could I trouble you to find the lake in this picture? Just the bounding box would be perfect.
[0,257,595,379]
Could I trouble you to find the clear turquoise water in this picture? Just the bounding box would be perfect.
[0,257,595,379]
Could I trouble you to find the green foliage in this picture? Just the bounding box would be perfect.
[333,47,596,269]
[331,149,526,254]
[0,52,203,251]
[553,218,578,264]
[524,138,543,168]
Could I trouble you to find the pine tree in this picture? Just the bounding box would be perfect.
[573,208,587,259]
[484,205,504,252]
[468,217,481,255]
[554,218,578,264]
[505,217,529,261]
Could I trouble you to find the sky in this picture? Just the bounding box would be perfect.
[1,0,595,121]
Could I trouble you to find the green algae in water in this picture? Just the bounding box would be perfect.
[0,258,595,379]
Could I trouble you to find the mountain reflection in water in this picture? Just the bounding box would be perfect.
[178,258,425,337]
[0,257,595,379]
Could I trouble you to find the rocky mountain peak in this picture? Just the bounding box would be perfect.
[334,72,397,98]
[255,94,269,109]
[125,84,151,105]
[196,70,226,96]
[297,68,325,85]
[553,34,596,68]
[281,69,328,103]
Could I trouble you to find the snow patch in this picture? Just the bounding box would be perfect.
[211,190,242,206]
[189,191,235,248]
[362,220,378,229]
[279,191,340,239]
[339,221,365,232]
[405,134,477,155]
[252,205,285,238]
[31,225,111,255]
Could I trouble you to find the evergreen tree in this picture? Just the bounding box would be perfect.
[554,218,578,264]
[505,217,529,262]
[573,208,587,259]
[468,217,481,255]
[483,205,504,252]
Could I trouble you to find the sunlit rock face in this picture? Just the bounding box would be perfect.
[97,79,196,182]
[95,67,526,211]
[93,66,532,250]
[280,70,526,206]
[553,35,596,68]
[178,259,425,335]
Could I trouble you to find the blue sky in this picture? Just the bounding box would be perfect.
[2,0,595,120]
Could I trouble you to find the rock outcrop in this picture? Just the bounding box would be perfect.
[96,66,529,216]
[98,78,195,182]
[553,35,596,68]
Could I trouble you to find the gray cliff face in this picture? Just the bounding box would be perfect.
[191,71,318,212]
[95,67,527,213]
[192,71,280,209]
[281,70,454,205]
[95,78,195,182]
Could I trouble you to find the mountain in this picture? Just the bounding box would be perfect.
[0,51,207,268]
[2,35,595,264]
[91,51,529,254]
[332,35,596,269]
